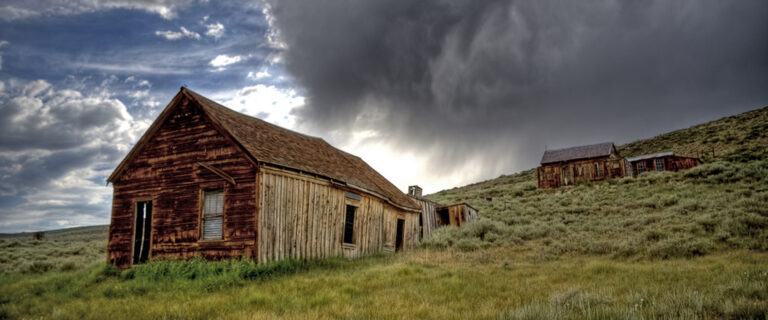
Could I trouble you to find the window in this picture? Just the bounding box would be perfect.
[343,205,356,244]
[594,163,601,178]
[202,190,224,240]
[655,158,664,172]
[637,161,645,173]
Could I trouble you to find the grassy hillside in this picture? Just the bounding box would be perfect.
[1,106,767,319]
[0,225,107,274]
[618,106,768,158]
[424,107,768,257]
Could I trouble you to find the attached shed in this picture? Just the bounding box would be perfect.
[406,185,479,239]
[107,88,421,268]
[625,151,700,177]
[537,142,626,189]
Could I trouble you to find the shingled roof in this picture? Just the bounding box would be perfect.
[540,142,617,165]
[110,88,419,211]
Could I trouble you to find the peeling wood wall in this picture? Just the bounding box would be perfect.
[258,167,418,262]
[108,97,258,269]
[538,155,626,189]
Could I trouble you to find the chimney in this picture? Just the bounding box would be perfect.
[408,185,422,198]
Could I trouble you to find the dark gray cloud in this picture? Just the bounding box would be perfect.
[264,0,768,182]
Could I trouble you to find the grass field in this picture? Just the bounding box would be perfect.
[0,106,767,319]
[0,248,766,319]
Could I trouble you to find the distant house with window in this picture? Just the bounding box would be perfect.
[625,151,700,177]
[107,88,420,268]
[405,185,478,239]
[537,142,626,189]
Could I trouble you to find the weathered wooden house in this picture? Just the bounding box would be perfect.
[625,151,700,177]
[107,88,421,268]
[537,142,626,189]
[406,185,478,239]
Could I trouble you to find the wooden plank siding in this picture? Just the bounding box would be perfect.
[413,199,440,240]
[537,155,626,189]
[630,155,701,177]
[108,96,258,269]
[258,167,418,263]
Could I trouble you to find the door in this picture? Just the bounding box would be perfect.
[395,219,405,252]
[133,200,153,265]
[561,165,572,185]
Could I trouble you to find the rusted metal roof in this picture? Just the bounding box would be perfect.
[626,151,675,163]
[540,142,616,164]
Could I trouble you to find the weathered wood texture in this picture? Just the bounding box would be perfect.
[108,96,258,268]
[412,198,440,240]
[538,155,626,189]
[258,167,417,262]
[630,156,700,177]
[439,204,477,227]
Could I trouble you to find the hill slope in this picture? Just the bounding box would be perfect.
[425,106,768,258]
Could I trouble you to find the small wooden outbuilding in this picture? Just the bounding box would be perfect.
[107,88,421,268]
[625,151,700,177]
[537,142,626,189]
[406,185,478,239]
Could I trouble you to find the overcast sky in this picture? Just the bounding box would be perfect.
[0,0,766,232]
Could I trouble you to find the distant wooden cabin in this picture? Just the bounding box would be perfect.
[537,142,626,189]
[406,185,478,239]
[625,151,700,177]
[107,88,421,268]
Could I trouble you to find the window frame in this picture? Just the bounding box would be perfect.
[343,204,357,245]
[199,188,225,241]
[655,158,664,172]
[637,161,645,173]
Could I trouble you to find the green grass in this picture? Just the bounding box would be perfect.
[0,226,107,274]
[0,249,766,319]
[425,150,768,258]
[618,106,768,158]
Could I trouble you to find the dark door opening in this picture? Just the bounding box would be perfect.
[418,213,423,240]
[133,201,152,265]
[395,219,405,252]
[437,209,450,226]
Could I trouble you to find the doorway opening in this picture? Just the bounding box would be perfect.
[133,200,152,265]
[395,219,405,252]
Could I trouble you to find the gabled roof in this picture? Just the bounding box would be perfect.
[540,142,617,164]
[626,151,675,163]
[109,87,419,211]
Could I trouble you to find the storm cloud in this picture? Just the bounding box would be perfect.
[264,0,768,189]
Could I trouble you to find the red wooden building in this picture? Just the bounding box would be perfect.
[107,88,420,268]
[625,151,700,177]
[537,142,626,189]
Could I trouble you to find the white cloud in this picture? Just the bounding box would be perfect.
[247,68,271,80]
[0,0,196,21]
[0,79,151,232]
[155,30,184,40]
[209,54,245,68]
[205,22,225,38]
[76,62,192,75]
[221,84,305,129]
[155,26,200,40]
